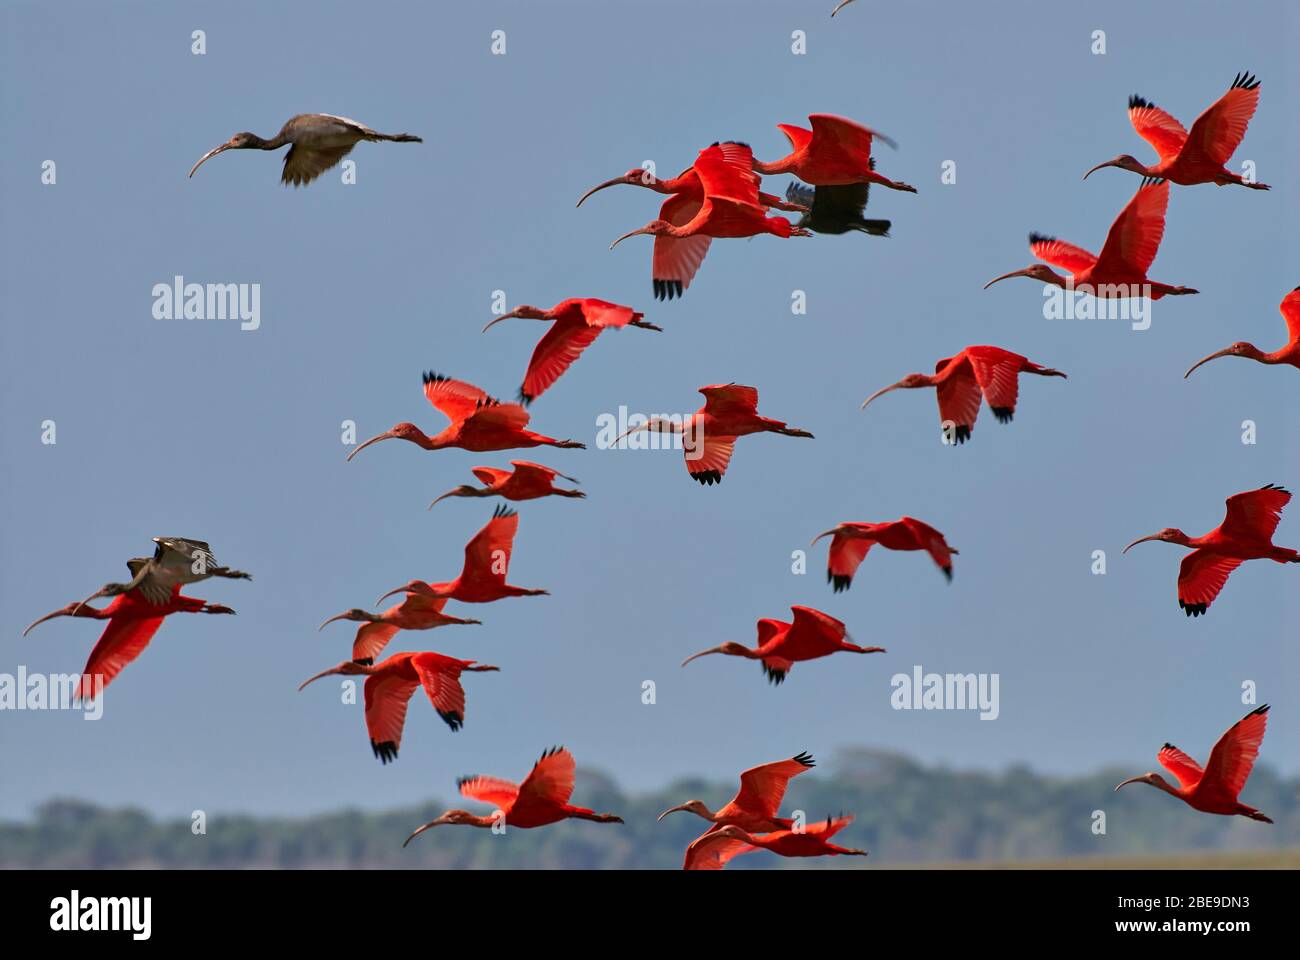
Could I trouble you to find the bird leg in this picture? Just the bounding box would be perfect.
[210,566,252,581]
[199,604,236,615]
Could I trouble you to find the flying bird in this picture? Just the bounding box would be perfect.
[403,746,623,842]
[482,298,662,404]
[298,651,498,763]
[984,179,1197,299]
[684,815,867,870]
[785,177,890,236]
[658,752,816,833]
[24,588,235,701]
[1124,484,1299,616]
[347,373,585,460]
[1185,287,1300,379]
[611,383,813,485]
[189,113,421,187]
[811,518,957,591]
[681,605,883,685]
[753,114,915,192]
[318,594,482,666]
[1116,705,1273,822]
[1084,73,1269,189]
[861,345,1066,445]
[73,537,249,611]
[375,506,549,605]
[429,461,584,509]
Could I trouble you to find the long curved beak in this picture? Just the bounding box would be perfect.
[681,646,725,667]
[297,667,341,692]
[861,382,903,410]
[657,803,691,822]
[1122,534,1162,555]
[609,226,650,250]
[611,423,649,446]
[1184,348,1234,379]
[318,612,354,631]
[482,309,523,333]
[1082,160,1116,181]
[402,819,443,847]
[983,268,1035,290]
[428,489,459,509]
[22,608,69,637]
[1114,775,1147,792]
[188,142,232,178]
[347,431,395,462]
[375,582,437,606]
[576,175,631,208]
[809,529,839,546]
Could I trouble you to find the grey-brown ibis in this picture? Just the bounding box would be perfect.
[784,177,891,237]
[188,114,422,187]
[70,537,251,612]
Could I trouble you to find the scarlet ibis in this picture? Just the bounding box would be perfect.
[658,752,816,832]
[681,605,883,685]
[403,746,623,843]
[347,373,585,460]
[608,143,810,296]
[429,461,584,509]
[811,518,957,592]
[1185,287,1300,378]
[861,345,1066,444]
[482,298,662,404]
[684,815,867,870]
[1116,705,1273,822]
[984,179,1197,299]
[318,594,482,666]
[785,177,890,236]
[1123,484,1299,617]
[23,590,235,700]
[299,651,498,764]
[73,537,249,611]
[612,383,813,486]
[375,506,548,605]
[1084,74,1269,189]
[188,114,422,187]
[753,114,916,193]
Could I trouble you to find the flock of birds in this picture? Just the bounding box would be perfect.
[22,63,1287,868]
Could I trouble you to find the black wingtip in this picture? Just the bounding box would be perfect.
[492,503,517,519]
[352,657,374,667]
[691,469,723,486]
[438,709,464,732]
[1179,600,1208,617]
[830,573,852,593]
[371,740,399,764]
[991,406,1014,424]
[1028,232,1056,247]
[1129,94,1155,110]
[792,751,816,767]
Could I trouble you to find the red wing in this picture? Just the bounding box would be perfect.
[698,383,759,416]
[364,672,419,754]
[1095,179,1169,278]
[898,517,956,575]
[460,508,518,589]
[732,753,816,818]
[423,375,492,425]
[1030,235,1098,277]
[787,605,848,648]
[1127,99,1188,162]
[827,533,873,590]
[754,617,786,649]
[352,622,400,665]
[804,813,854,839]
[508,461,562,484]
[470,466,512,487]
[1184,78,1261,168]
[575,299,641,329]
[808,114,893,157]
[683,830,758,870]
[412,653,468,731]
[935,355,982,435]
[1157,744,1205,789]
[465,401,531,432]
[776,123,814,154]
[1177,550,1243,615]
[77,614,168,700]
[966,349,1023,416]
[684,434,735,484]
[1203,705,1268,798]
[520,317,602,403]
[693,142,760,205]
[653,193,711,299]
[459,775,520,811]
[1279,287,1300,343]
[516,747,576,809]
[1220,484,1290,542]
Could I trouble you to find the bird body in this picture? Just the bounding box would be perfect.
[403,747,623,842]
[298,650,498,763]
[189,113,422,187]
[75,537,250,610]
[658,752,815,833]
[1124,485,1299,616]
[318,593,482,665]
[811,518,957,591]
[785,178,890,236]
[1116,706,1273,821]
[681,605,883,684]
[684,814,867,869]
[429,460,584,508]
[754,114,915,192]
[1185,287,1300,378]
[1084,74,1269,189]
[862,345,1066,444]
[347,374,585,460]
[483,298,661,404]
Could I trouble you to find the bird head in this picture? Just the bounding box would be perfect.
[860,373,931,409]
[188,132,262,178]
[576,169,657,207]
[347,422,425,461]
[983,263,1064,289]
[402,810,479,847]
[610,221,671,249]
[1083,154,1146,180]
[318,608,376,631]
[1114,772,1171,792]
[298,660,371,691]
[1122,528,1189,553]
[482,305,546,332]
[428,485,484,509]
[712,824,757,843]
[810,525,847,546]
[681,642,752,667]
[1184,342,1258,378]
[375,579,440,606]
[656,799,710,822]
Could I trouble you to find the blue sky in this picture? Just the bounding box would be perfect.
[1,0,1296,821]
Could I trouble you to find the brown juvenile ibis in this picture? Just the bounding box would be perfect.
[73,537,250,612]
[188,114,422,187]
[784,172,891,237]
